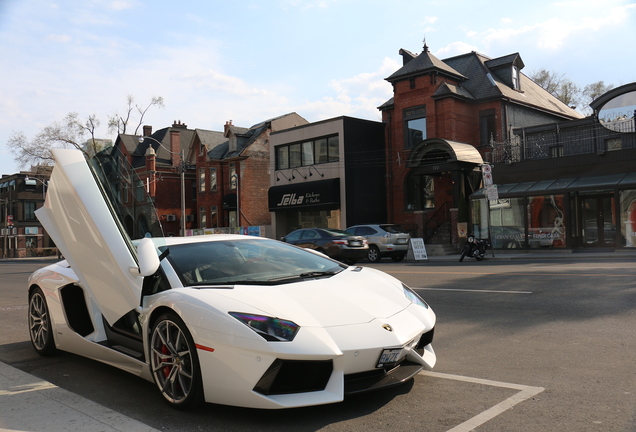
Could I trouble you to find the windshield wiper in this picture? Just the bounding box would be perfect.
[268,270,340,283]
[299,270,338,278]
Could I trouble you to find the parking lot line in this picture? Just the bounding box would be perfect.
[420,371,545,432]
[417,287,532,294]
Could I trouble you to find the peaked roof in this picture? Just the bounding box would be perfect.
[117,125,196,169]
[382,46,582,119]
[207,112,307,161]
[445,51,581,117]
[386,44,467,83]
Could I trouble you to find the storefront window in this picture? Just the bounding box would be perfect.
[620,190,636,247]
[527,195,566,248]
[489,198,525,248]
[470,199,489,240]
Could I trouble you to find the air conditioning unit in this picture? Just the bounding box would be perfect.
[166,214,176,222]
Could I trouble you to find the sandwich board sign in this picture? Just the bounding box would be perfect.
[407,237,428,261]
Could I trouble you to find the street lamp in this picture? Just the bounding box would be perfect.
[231,173,240,228]
[139,136,188,236]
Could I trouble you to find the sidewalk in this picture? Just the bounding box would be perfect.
[418,248,636,262]
[0,361,159,432]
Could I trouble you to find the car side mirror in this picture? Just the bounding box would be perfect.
[137,237,160,277]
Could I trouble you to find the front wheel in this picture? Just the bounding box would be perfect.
[28,287,56,356]
[459,250,466,262]
[150,313,204,409]
[367,245,381,263]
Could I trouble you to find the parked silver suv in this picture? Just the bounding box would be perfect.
[346,224,410,262]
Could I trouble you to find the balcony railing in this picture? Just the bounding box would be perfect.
[490,117,636,164]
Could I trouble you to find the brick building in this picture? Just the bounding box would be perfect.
[112,121,196,237]
[378,43,581,245]
[195,113,308,234]
[0,166,54,257]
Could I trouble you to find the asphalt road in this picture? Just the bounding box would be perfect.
[1,256,635,431]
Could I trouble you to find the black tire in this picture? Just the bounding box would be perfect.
[475,254,484,261]
[28,287,57,356]
[391,254,406,262]
[367,245,382,263]
[459,250,466,262]
[150,313,204,409]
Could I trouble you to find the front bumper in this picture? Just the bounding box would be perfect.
[194,306,435,409]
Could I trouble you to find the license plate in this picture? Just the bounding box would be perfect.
[376,348,406,368]
[350,241,362,246]
[396,238,408,244]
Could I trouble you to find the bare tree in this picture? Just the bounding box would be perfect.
[530,68,582,108]
[7,96,164,168]
[108,95,164,135]
[7,112,101,167]
[530,69,564,96]
[583,81,614,106]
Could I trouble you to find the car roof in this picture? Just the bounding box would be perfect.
[134,234,270,248]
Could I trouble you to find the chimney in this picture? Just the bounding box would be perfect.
[143,125,152,137]
[224,120,233,135]
[170,130,181,167]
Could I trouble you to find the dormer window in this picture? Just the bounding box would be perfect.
[512,66,520,90]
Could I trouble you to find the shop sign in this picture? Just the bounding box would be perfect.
[408,238,428,261]
[276,192,322,207]
[268,179,340,211]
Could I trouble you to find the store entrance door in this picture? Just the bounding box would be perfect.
[580,195,616,247]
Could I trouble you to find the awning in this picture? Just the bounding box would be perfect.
[268,178,340,211]
[471,172,636,198]
[407,138,484,167]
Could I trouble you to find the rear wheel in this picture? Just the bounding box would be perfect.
[391,254,406,262]
[150,313,204,409]
[367,245,381,263]
[28,287,56,356]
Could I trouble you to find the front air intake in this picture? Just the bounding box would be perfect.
[253,359,333,395]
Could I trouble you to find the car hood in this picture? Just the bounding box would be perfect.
[192,266,410,327]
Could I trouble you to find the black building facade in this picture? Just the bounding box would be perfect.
[268,116,386,238]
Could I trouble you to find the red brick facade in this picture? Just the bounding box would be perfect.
[379,45,580,241]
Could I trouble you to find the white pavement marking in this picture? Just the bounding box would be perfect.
[420,371,545,432]
[416,287,532,294]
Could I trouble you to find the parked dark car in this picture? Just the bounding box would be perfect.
[281,228,369,264]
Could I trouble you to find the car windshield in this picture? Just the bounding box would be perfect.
[162,237,346,286]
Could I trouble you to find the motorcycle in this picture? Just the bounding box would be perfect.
[459,234,491,262]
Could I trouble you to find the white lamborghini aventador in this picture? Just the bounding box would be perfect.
[27,148,436,409]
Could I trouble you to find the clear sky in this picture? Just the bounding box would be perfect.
[1,0,635,175]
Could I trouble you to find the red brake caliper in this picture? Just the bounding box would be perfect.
[161,344,171,378]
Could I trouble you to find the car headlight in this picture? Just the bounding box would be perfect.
[402,284,429,309]
[229,312,299,341]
